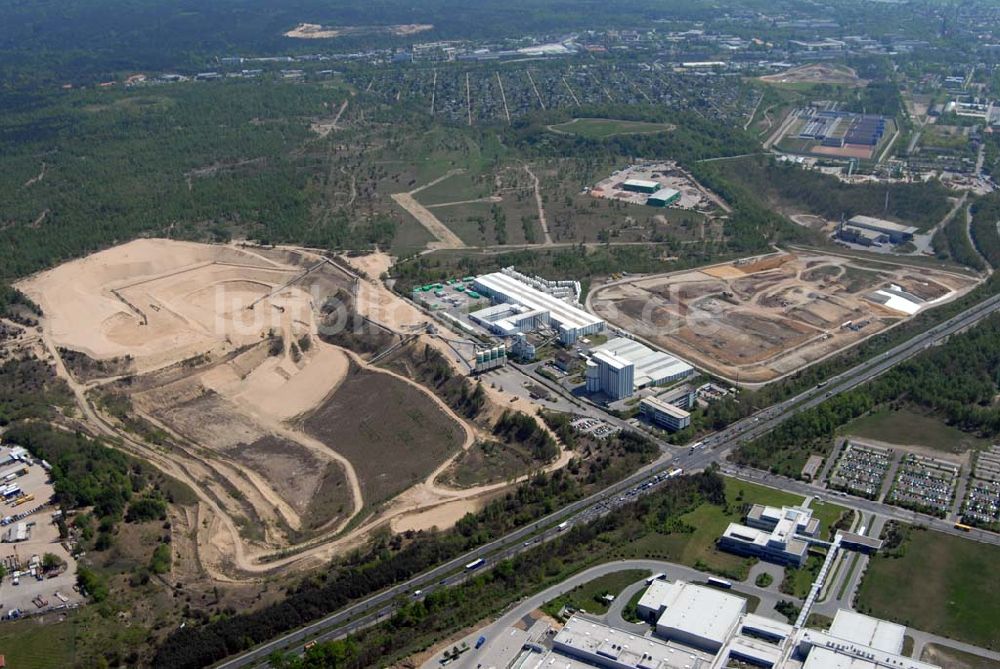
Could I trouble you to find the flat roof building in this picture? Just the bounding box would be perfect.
[647,188,681,207]
[719,505,818,567]
[847,215,918,243]
[622,178,661,194]
[549,614,714,669]
[655,583,746,653]
[592,337,693,389]
[640,396,691,432]
[473,272,605,344]
[592,350,635,401]
[827,610,905,654]
[536,589,944,669]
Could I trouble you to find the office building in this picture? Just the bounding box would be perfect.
[718,505,818,567]
[640,396,691,432]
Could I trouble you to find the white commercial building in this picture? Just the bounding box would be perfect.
[639,396,691,432]
[536,586,944,669]
[592,337,693,389]
[719,505,819,567]
[654,583,746,653]
[472,272,605,344]
[592,350,635,400]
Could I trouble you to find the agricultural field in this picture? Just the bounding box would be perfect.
[856,525,1000,650]
[589,251,979,384]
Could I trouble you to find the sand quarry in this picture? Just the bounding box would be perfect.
[590,251,980,385]
[18,240,567,579]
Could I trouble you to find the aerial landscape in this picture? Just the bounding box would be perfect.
[2,1,1000,668]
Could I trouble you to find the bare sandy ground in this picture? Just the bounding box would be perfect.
[283,22,433,39]
[17,239,308,373]
[26,241,571,580]
[590,251,981,385]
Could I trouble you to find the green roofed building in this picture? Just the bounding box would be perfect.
[647,188,681,207]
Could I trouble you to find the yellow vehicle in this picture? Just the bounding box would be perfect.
[954,522,973,532]
[13,494,34,507]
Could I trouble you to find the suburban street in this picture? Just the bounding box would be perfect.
[218,289,1000,668]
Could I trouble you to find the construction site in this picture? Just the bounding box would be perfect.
[15,240,570,580]
[588,251,979,385]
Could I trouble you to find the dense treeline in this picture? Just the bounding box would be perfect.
[711,156,952,231]
[971,192,1000,269]
[493,410,559,462]
[0,284,42,326]
[935,212,986,270]
[0,83,382,279]
[0,355,72,425]
[156,470,725,668]
[735,312,1000,476]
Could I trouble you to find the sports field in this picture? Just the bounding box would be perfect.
[856,525,1000,650]
[547,117,675,138]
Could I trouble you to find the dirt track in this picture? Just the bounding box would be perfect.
[26,242,570,580]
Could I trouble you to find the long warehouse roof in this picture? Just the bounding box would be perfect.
[593,336,693,386]
[474,272,604,331]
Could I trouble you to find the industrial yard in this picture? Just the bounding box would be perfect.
[589,161,726,212]
[588,251,979,384]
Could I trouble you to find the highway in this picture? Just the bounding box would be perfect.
[216,290,1000,668]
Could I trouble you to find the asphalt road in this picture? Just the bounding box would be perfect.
[217,291,1000,668]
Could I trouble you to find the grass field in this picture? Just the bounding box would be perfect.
[856,525,1000,650]
[302,363,466,505]
[843,407,990,453]
[0,617,76,668]
[922,644,1000,669]
[542,569,650,617]
[615,477,849,581]
[548,118,674,139]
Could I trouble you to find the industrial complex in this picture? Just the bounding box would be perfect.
[509,584,940,669]
[472,270,605,344]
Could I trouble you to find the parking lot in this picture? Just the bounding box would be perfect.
[570,417,619,439]
[0,445,84,621]
[887,454,959,517]
[961,446,1000,529]
[827,441,892,500]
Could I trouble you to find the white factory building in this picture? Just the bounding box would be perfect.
[472,271,605,344]
[530,581,943,669]
[585,337,694,401]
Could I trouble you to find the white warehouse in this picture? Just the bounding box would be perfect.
[472,272,605,344]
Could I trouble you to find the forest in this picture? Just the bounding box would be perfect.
[708,155,953,231]
[735,312,1000,476]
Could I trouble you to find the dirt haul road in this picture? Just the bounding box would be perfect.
[25,241,569,580]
